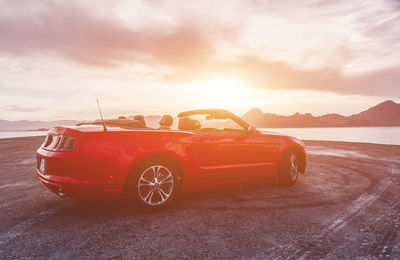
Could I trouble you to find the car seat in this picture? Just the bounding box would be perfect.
[134,115,146,127]
[178,117,201,130]
[158,115,173,129]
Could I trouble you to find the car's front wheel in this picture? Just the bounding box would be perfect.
[126,159,180,211]
[278,150,299,186]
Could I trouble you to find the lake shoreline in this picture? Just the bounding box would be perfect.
[260,126,400,145]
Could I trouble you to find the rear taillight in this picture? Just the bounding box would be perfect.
[42,134,77,152]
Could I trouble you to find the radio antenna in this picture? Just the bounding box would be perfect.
[96,99,107,132]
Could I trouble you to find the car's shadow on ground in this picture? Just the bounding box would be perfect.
[57,178,294,217]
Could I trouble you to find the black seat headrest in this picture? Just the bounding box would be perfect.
[159,115,173,127]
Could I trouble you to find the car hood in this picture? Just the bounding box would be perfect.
[258,129,285,136]
[257,129,305,146]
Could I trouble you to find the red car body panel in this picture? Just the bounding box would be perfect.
[36,123,306,200]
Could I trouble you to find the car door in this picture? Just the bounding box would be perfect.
[193,129,278,183]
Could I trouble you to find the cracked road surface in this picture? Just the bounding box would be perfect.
[0,137,399,259]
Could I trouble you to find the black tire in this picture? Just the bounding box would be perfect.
[125,158,181,211]
[278,150,299,186]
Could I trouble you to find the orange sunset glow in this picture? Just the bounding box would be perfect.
[2,1,400,259]
[0,0,399,120]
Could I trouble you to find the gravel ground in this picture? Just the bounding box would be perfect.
[0,136,399,259]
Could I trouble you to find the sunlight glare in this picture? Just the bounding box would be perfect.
[188,78,248,110]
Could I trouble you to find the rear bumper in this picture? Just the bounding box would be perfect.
[36,170,121,200]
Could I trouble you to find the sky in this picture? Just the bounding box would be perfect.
[0,0,399,121]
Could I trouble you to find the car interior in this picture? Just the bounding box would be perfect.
[178,117,201,131]
[134,115,146,127]
[84,110,247,132]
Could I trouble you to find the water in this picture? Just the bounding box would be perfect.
[0,131,47,139]
[260,127,400,145]
[0,127,399,145]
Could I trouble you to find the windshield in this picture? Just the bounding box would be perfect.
[183,114,245,132]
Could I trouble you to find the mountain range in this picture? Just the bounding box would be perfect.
[0,100,399,131]
[242,100,400,128]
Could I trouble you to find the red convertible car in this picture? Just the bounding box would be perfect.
[36,109,306,210]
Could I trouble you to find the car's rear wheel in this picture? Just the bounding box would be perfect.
[278,150,299,186]
[126,159,180,211]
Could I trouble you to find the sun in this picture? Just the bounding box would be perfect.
[208,78,244,98]
[187,78,248,109]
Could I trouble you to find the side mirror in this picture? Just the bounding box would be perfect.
[247,126,256,134]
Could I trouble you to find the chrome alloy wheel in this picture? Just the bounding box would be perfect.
[289,153,299,181]
[138,165,174,205]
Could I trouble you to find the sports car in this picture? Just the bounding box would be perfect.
[36,109,306,210]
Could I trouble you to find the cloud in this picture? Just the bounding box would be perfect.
[3,105,47,112]
[166,56,400,97]
[0,0,399,99]
[0,1,213,67]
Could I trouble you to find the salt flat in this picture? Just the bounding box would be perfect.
[0,137,399,259]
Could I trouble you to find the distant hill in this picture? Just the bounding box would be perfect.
[242,100,400,128]
[0,116,165,131]
[0,120,80,131]
[349,100,400,125]
[1,100,399,130]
